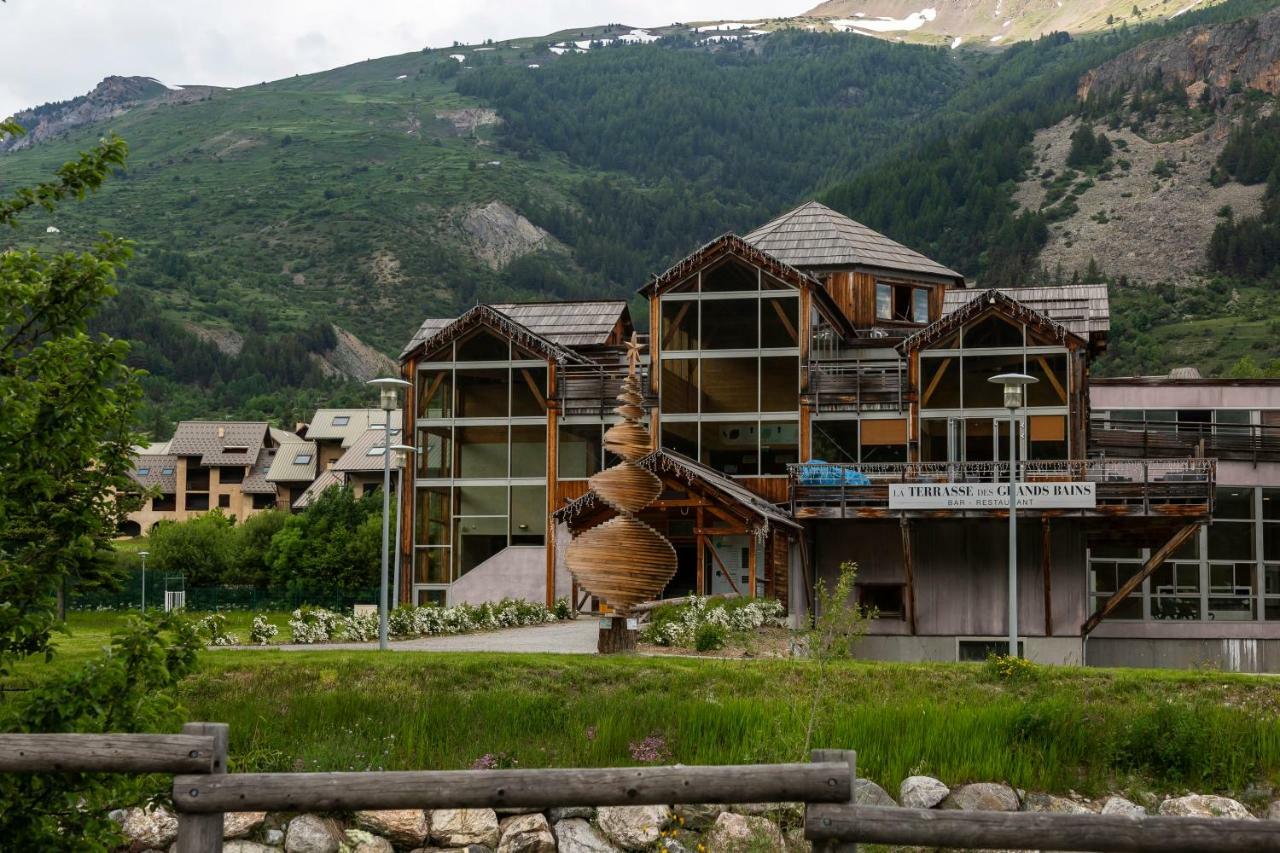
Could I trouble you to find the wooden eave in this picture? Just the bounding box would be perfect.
[400,304,595,367]
[896,288,1087,355]
[640,233,856,340]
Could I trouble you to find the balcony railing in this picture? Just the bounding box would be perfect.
[787,458,1215,518]
[555,363,652,416]
[1089,417,1280,464]
[806,359,905,412]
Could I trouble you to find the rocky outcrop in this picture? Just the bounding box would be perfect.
[310,325,396,383]
[114,804,179,850]
[284,814,343,853]
[853,778,897,807]
[497,813,556,853]
[596,805,670,850]
[900,775,949,809]
[1023,792,1094,814]
[1080,6,1280,101]
[435,108,502,135]
[457,201,555,271]
[552,818,620,853]
[1101,795,1148,816]
[430,808,501,849]
[943,782,1020,812]
[704,812,784,851]
[224,811,269,839]
[1158,793,1255,819]
[353,810,430,847]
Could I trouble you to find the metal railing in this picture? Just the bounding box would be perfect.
[1090,417,1280,465]
[807,359,905,412]
[787,458,1216,515]
[2,733,1274,852]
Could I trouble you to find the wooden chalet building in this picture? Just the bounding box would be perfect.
[397,200,1280,670]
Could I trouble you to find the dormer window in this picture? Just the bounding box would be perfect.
[877,282,931,324]
[137,467,150,476]
[293,452,313,465]
[223,445,249,454]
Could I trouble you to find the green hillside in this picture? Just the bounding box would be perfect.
[3,1,1278,430]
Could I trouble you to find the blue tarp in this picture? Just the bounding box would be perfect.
[796,462,871,486]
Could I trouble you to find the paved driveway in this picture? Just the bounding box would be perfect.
[218,619,600,654]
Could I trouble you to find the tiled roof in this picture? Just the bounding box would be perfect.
[745,201,964,282]
[402,300,627,359]
[128,453,178,493]
[305,409,402,447]
[331,427,405,473]
[266,439,318,483]
[942,284,1109,338]
[167,421,270,467]
[242,447,279,495]
[294,469,345,509]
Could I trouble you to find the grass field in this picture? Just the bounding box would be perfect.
[13,613,1280,803]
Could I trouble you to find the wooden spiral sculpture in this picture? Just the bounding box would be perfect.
[564,335,677,614]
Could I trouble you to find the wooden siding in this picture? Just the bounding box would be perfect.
[736,476,790,504]
[822,271,948,330]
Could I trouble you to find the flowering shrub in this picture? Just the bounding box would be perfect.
[628,733,670,763]
[195,613,240,646]
[286,598,572,644]
[641,596,785,648]
[471,751,519,770]
[248,614,278,646]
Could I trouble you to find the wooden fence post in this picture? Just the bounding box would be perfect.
[176,722,227,853]
[810,748,857,853]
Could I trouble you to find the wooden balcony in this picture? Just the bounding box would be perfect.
[787,458,1215,520]
[555,363,652,415]
[1089,417,1280,465]
[805,359,905,412]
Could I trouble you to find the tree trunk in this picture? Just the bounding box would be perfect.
[597,615,637,654]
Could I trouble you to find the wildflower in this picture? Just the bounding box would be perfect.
[628,733,670,763]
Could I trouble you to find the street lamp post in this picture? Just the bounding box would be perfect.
[138,550,149,612]
[367,377,411,651]
[389,443,415,612]
[988,372,1037,658]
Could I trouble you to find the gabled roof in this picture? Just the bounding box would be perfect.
[242,447,279,495]
[402,301,628,361]
[640,233,856,340]
[554,448,800,536]
[266,439,319,483]
[167,421,270,467]
[942,284,1109,338]
[331,427,404,473]
[293,469,345,509]
[899,288,1086,354]
[744,201,964,283]
[305,409,401,447]
[128,453,178,493]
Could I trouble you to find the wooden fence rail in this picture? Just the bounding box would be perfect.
[3,729,1279,852]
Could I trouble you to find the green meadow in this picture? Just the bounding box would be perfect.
[12,612,1280,802]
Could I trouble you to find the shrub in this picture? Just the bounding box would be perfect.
[641,596,785,648]
[289,598,567,644]
[694,621,727,651]
[249,614,279,645]
[195,612,240,646]
[985,653,1041,682]
[288,606,344,643]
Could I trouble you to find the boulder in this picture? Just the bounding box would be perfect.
[264,828,285,846]
[1268,800,1280,821]
[117,804,180,851]
[548,806,595,823]
[285,814,343,853]
[224,811,268,839]
[224,843,280,853]
[899,775,949,809]
[431,809,501,848]
[943,782,1020,812]
[409,847,492,853]
[1157,794,1254,819]
[854,778,897,807]
[705,812,785,852]
[672,803,724,831]
[1023,792,1093,814]
[553,818,621,853]
[596,805,671,850]
[1101,796,1147,817]
[345,829,395,853]
[497,813,555,853]
[355,809,431,847]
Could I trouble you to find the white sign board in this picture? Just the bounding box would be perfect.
[889,482,1096,510]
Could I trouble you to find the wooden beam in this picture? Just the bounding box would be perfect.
[1033,355,1068,404]
[696,508,706,595]
[900,517,917,636]
[770,298,799,344]
[706,539,742,596]
[921,357,952,408]
[798,534,815,616]
[519,368,548,413]
[545,363,558,607]
[1082,523,1200,635]
[747,536,757,599]
[174,722,228,853]
[0,733,217,774]
[661,302,691,350]
[1042,517,1053,637]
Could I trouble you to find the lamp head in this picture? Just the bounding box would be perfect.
[988,372,1037,409]
[367,377,411,411]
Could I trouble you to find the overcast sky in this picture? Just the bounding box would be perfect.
[0,0,814,117]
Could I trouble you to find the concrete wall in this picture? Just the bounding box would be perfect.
[1090,382,1280,411]
[450,545,549,605]
[852,635,1083,665]
[1086,637,1280,672]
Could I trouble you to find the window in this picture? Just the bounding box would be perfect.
[857,584,905,619]
[137,467,151,476]
[919,357,960,409]
[293,453,313,465]
[860,418,908,464]
[701,257,758,292]
[456,329,509,361]
[416,487,451,547]
[417,370,453,418]
[702,299,758,349]
[332,416,350,427]
[661,300,699,350]
[701,357,758,413]
[1089,561,1143,619]
[761,297,800,348]
[875,283,892,321]
[366,446,387,457]
[661,359,699,414]
[701,421,759,476]
[964,315,1023,348]
[455,368,508,418]
[218,494,231,508]
[509,425,547,478]
[1151,562,1201,620]
[760,357,799,412]
[219,466,245,484]
[660,421,698,458]
[958,639,1023,662]
[252,493,275,509]
[912,288,930,324]
[456,426,508,478]
[811,421,857,464]
[161,467,174,475]
[558,424,604,479]
[1028,415,1067,460]
[414,548,452,585]
[510,367,548,417]
[223,445,250,454]
[418,425,452,478]
[760,421,799,475]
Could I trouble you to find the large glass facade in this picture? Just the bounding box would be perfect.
[413,329,550,603]
[657,258,800,477]
[1087,485,1280,622]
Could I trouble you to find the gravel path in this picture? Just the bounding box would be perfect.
[214,619,601,655]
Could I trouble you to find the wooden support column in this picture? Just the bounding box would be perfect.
[1082,523,1200,635]
[747,535,758,599]
[1042,518,1053,637]
[175,722,228,853]
[696,507,706,595]
[545,362,558,607]
[900,517,917,635]
[399,356,417,606]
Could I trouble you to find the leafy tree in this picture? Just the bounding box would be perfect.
[267,487,385,595]
[0,120,203,850]
[1066,123,1113,168]
[147,510,236,586]
[227,508,289,587]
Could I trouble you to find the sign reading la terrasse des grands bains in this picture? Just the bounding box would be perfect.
[888,482,1097,510]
